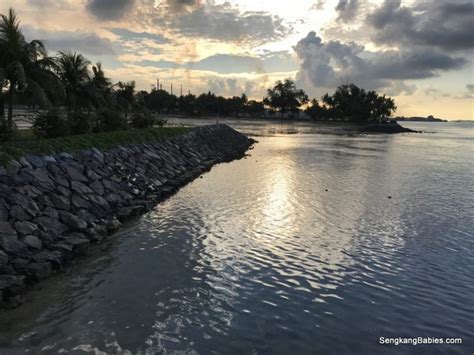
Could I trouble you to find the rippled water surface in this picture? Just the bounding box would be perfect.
[1,121,473,354]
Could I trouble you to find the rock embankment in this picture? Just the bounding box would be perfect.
[0,124,254,308]
[360,122,417,134]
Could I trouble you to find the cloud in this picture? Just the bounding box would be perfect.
[23,26,115,55]
[134,52,298,74]
[467,84,474,93]
[310,0,326,11]
[207,78,261,97]
[294,31,466,94]
[335,0,360,22]
[138,1,291,45]
[87,0,136,20]
[107,28,169,43]
[367,0,474,51]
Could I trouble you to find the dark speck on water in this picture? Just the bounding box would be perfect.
[0,119,473,354]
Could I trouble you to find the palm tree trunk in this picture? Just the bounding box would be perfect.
[0,93,5,119]
[7,86,14,130]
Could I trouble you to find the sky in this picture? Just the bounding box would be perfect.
[1,0,473,119]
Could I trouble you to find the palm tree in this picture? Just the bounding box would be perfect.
[0,8,60,132]
[56,50,91,112]
[90,62,112,109]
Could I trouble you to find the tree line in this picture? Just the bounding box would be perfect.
[0,8,397,140]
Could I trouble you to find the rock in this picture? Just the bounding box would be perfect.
[0,234,25,255]
[66,166,88,182]
[102,180,119,192]
[0,203,8,221]
[50,242,73,255]
[59,211,87,231]
[88,195,109,209]
[6,160,21,175]
[8,193,39,217]
[66,235,90,255]
[36,194,54,208]
[105,217,121,234]
[26,169,54,191]
[24,154,46,168]
[105,193,122,205]
[90,181,105,195]
[50,193,70,211]
[59,152,73,160]
[86,168,101,181]
[71,195,91,210]
[34,216,67,237]
[0,221,16,237]
[91,148,104,163]
[19,157,32,169]
[71,180,93,194]
[57,185,71,197]
[10,258,29,273]
[14,221,39,237]
[9,205,31,221]
[20,185,42,198]
[23,235,42,250]
[76,209,98,224]
[31,250,62,267]
[44,155,57,164]
[0,275,25,296]
[43,206,59,219]
[26,262,52,281]
[0,250,8,268]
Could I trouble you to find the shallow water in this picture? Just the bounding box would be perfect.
[1,121,473,354]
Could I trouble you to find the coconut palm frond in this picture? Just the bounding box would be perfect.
[26,78,51,108]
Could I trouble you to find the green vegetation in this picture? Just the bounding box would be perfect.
[0,127,190,166]
[306,84,397,122]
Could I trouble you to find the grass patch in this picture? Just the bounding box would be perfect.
[0,127,190,167]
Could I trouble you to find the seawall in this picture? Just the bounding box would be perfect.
[0,124,255,308]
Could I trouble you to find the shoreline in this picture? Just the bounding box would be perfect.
[0,124,255,308]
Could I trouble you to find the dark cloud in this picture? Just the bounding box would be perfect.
[467,84,474,93]
[294,31,466,94]
[87,0,136,20]
[335,0,359,22]
[164,0,198,13]
[367,0,474,51]
[23,26,115,55]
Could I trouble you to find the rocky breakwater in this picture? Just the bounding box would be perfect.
[0,124,255,307]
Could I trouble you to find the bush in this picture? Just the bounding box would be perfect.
[130,112,155,129]
[0,116,14,142]
[97,109,128,132]
[68,112,93,135]
[32,110,70,138]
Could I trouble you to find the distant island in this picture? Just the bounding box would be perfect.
[395,115,447,122]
